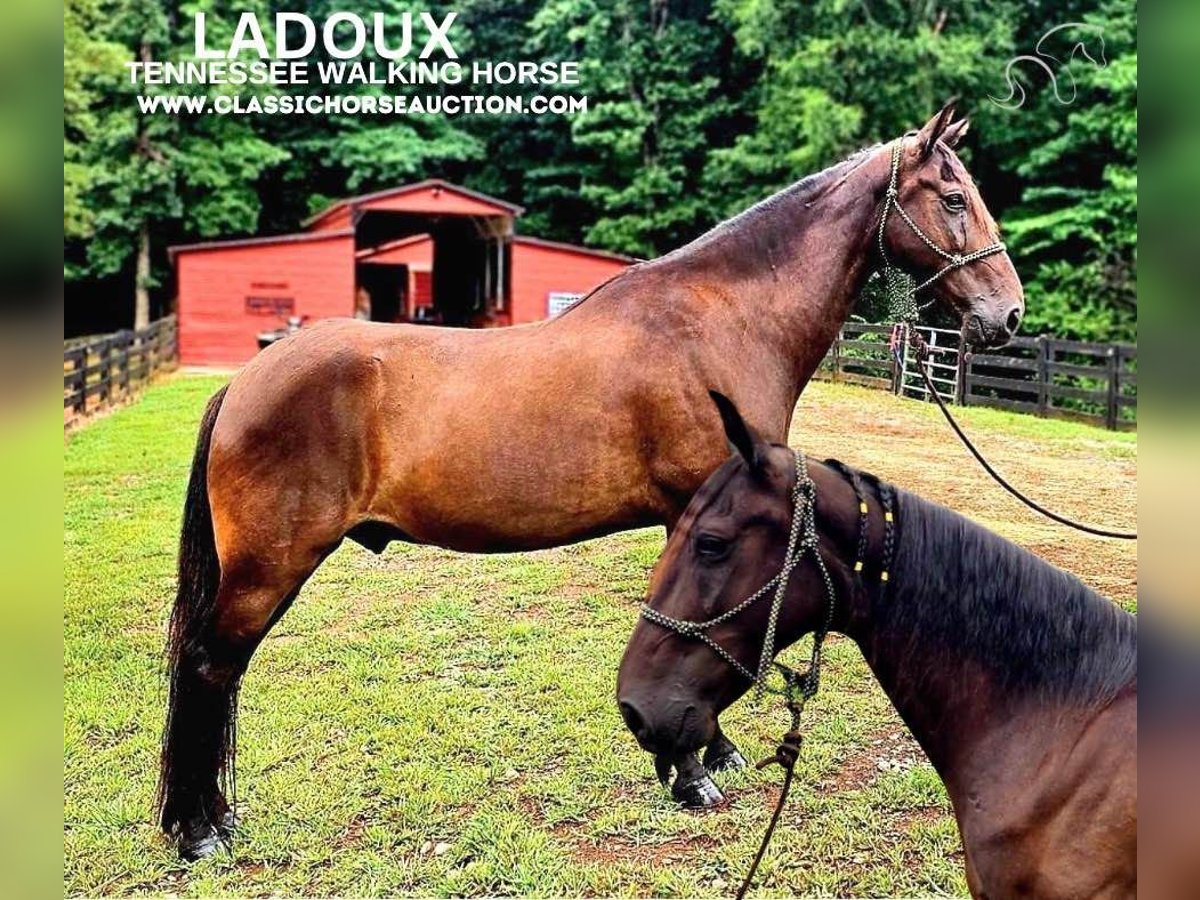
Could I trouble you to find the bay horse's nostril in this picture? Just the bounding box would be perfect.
[619,700,646,738]
[1006,305,1022,336]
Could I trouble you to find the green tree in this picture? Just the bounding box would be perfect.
[705,0,1018,213]
[994,0,1137,340]
[67,0,288,327]
[528,0,743,256]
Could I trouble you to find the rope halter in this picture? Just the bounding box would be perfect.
[640,450,837,704]
[877,138,1008,324]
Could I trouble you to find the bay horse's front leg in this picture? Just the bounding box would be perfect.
[703,723,748,773]
[669,752,725,808]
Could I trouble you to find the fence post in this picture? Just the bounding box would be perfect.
[955,344,967,405]
[69,350,85,415]
[1105,346,1119,430]
[118,331,132,396]
[1036,336,1049,415]
[891,327,904,395]
[97,339,111,407]
[831,328,842,383]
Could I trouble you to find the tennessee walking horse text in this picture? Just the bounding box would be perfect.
[619,395,1136,898]
[158,106,1025,858]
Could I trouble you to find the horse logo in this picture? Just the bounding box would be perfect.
[990,23,1107,110]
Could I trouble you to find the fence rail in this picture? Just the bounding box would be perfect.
[819,324,1136,430]
[64,315,178,424]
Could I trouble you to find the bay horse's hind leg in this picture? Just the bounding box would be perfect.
[154,383,345,859]
[158,555,325,860]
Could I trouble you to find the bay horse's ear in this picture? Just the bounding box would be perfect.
[709,390,762,469]
[916,100,958,160]
[942,116,969,149]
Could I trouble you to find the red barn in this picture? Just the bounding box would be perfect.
[170,180,634,366]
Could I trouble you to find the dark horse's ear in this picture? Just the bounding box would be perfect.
[709,391,762,470]
[916,100,958,160]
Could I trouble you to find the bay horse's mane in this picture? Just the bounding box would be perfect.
[880,484,1137,709]
[654,142,883,264]
[552,143,884,319]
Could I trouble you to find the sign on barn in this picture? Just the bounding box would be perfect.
[169,179,634,366]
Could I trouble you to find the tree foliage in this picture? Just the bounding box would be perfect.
[64,0,1137,341]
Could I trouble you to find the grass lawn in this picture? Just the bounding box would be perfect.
[64,375,1136,897]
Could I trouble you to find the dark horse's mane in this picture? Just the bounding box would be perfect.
[552,143,883,320]
[881,487,1136,708]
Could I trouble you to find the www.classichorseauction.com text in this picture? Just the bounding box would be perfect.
[125,11,587,117]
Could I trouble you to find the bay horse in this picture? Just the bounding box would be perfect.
[618,394,1136,898]
[158,106,1026,858]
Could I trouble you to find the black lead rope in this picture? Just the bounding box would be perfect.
[901,326,1137,541]
[735,669,807,900]
[736,464,894,900]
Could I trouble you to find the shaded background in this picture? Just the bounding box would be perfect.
[64,0,1135,343]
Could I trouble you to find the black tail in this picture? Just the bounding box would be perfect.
[155,384,232,834]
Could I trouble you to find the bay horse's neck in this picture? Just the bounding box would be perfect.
[597,147,891,396]
[839,489,1136,796]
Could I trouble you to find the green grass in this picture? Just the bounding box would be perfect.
[65,375,1135,897]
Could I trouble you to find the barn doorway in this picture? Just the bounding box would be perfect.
[355,211,510,327]
[357,262,408,323]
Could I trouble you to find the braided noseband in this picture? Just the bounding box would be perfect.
[877,138,1008,323]
[640,452,899,704]
[640,450,836,702]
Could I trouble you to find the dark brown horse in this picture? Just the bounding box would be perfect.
[158,106,1025,858]
[618,395,1136,898]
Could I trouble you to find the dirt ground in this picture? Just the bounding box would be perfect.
[793,380,1137,606]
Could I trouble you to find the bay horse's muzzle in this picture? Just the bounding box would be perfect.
[618,695,713,756]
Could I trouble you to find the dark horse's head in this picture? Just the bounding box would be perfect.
[883,104,1024,348]
[618,395,857,758]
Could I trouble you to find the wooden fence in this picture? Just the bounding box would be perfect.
[818,323,1136,430]
[64,315,178,424]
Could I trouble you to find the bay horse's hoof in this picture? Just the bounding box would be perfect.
[179,828,224,861]
[673,773,725,808]
[178,812,234,862]
[704,748,748,773]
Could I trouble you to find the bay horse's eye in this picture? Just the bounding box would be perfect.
[694,533,732,561]
[943,193,967,212]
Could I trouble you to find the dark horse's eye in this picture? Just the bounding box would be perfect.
[943,192,967,212]
[694,533,732,561]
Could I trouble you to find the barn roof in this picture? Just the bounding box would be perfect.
[304,179,525,229]
[512,235,639,264]
[167,228,355,261]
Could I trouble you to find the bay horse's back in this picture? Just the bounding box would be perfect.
[210,315,723,555]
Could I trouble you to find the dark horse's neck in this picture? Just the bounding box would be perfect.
[575,146,891,396]
[842,488,1136,793]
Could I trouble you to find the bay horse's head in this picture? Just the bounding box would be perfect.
[881,104,1024,349]
[618,394,857,759]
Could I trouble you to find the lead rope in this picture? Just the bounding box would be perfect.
[734,663,815,900]
[901,326,1136,540]
[736,465,896,899]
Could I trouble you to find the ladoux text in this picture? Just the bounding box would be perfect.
[193,12,460,60]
